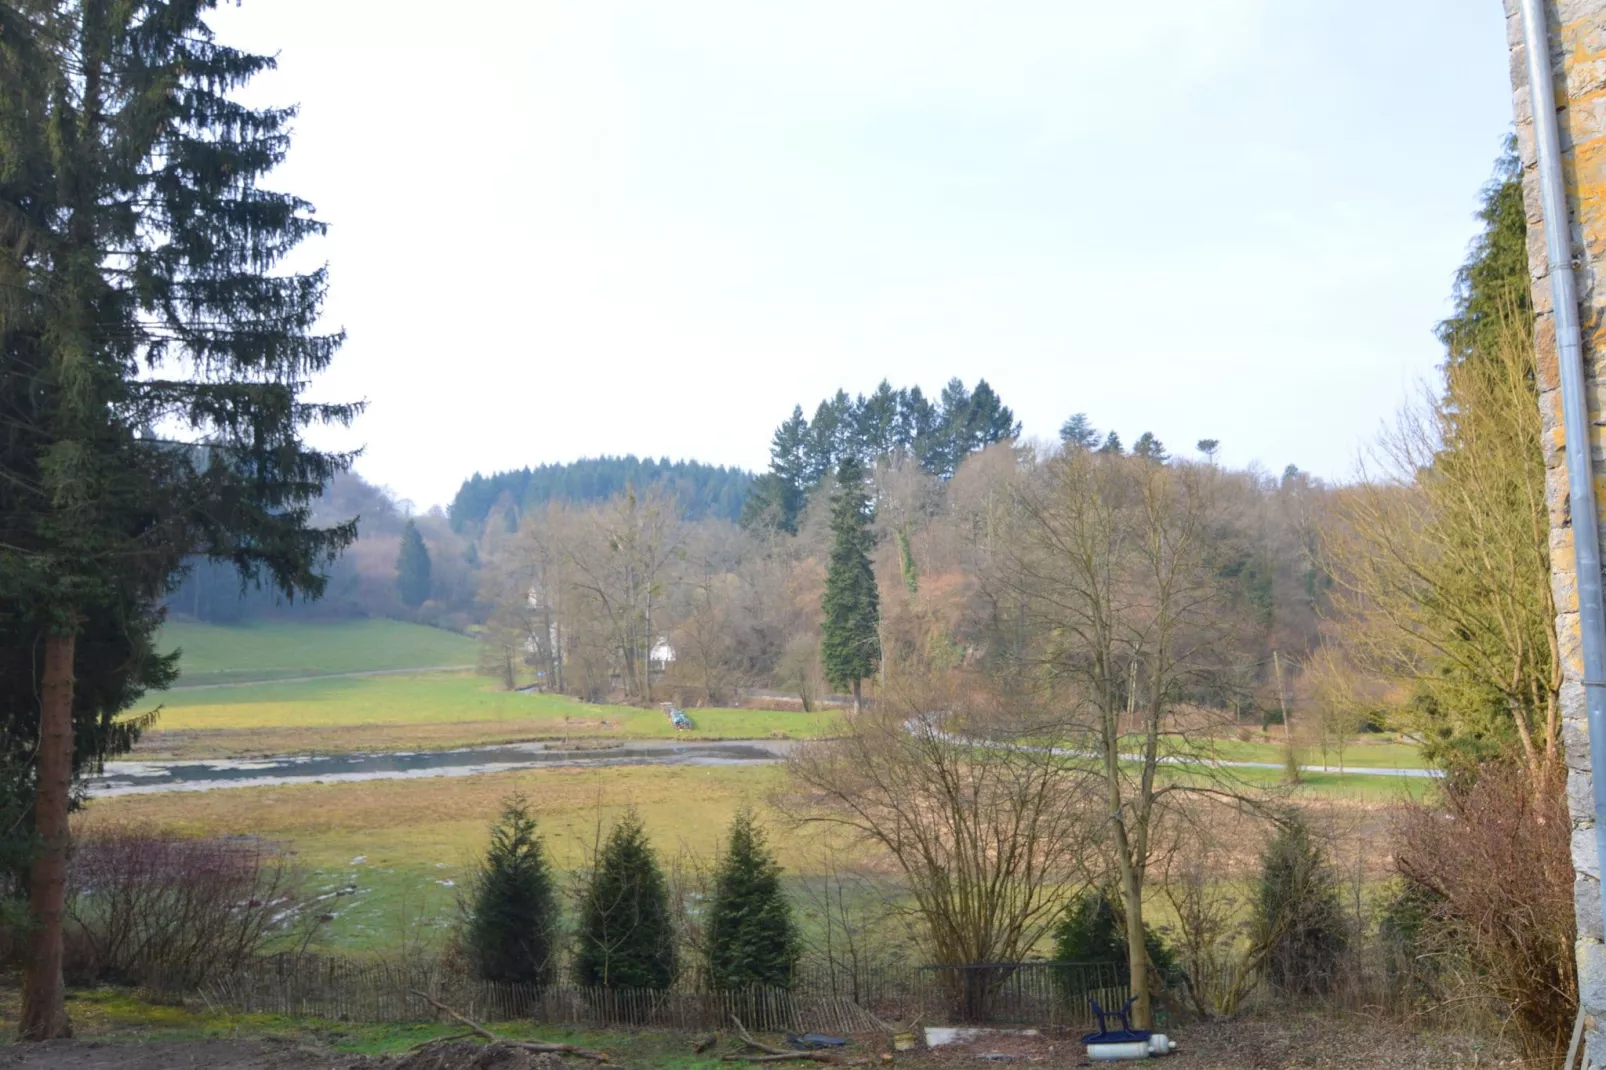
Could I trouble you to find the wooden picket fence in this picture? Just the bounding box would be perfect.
[188,954,1126,1032]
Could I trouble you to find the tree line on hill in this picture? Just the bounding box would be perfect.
[449,457,754,532]
[741,377,1019,534]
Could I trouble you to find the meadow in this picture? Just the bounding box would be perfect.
[133,671,837,757]
[159,618,479,686]
[80,764,794,951]
[98,620,1432,954]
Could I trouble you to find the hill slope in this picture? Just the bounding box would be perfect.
[159,619,477,686]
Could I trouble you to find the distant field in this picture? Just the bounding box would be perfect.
[133,670,837,757]
[160,619,478,686]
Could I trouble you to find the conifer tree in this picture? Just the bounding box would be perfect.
[465,795,560,984]
[396,520,433,608]
[1253,815,1347,996]
[1132,432,1168,463]
[705,811,801,990]
[574,812,678,990]
[821,457,879,712]
[1060,413,1100,450]
[0,2,353,1038]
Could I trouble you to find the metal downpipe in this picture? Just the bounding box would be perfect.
[1519,0,1606,948]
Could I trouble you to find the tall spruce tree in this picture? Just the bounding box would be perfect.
[821,457,879,712]
[465,795,560,984]
[574,812,678,990]
[1439,137,1529,369]
[396,520,432,608]
[0,2,354,1037]
[705,811,801,990]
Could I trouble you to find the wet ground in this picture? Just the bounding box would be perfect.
[86,739,794,797]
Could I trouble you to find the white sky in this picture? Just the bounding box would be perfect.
[210,1,1516,510]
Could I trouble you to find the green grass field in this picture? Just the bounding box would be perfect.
[133,670,837,757]
[160,618,479,686]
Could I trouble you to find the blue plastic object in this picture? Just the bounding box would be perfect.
[1081,997,1152,1045]
[786,1033,847,1050]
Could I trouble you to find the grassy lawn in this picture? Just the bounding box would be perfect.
[79,763,797,951]
[1189,735,1428,771]
[9,987,737,1064]
[132,671,838,757]
[160,619,478,686]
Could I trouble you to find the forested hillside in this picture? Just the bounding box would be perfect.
[448,457,753,532]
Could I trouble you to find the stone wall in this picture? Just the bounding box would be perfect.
[1506,0,1606,1062]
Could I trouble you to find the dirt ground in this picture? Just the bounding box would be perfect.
[0,1018,1533,1070]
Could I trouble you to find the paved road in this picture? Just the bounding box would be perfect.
[168,664,475,691]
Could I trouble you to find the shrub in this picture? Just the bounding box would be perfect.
[64,825,296,990]
[1253,813,1347,997]
[1052,888,1180,987]
[573,811,677,990]
[705,811,799,990]
[463,794,559,984]
[1394,762,1575,1065]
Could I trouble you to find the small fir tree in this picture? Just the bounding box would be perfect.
[396,520,432,608]
[574,812,678,990]
[1052,889,1180,987]
[821,457,880,712]
[1253,814,1347,996]
[464,795,560,984]
[1098,431,1123,455]
[705,812,801,990]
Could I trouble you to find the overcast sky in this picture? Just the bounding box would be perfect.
[210,1,1515,510]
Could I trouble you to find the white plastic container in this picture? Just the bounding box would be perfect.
[1086,1034,1177,1060]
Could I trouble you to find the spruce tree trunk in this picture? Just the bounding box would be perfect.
[20,630,75,1040]
[851,678,862,714]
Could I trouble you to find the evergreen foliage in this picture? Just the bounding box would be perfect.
[896,529,919,596]
[574,812,678,990]
[1099,431,1123,454]
[450,457,752,533]
[464,795,560,985]
[1439,137,1529,368]
[1132,432,1168,463]
[1051,889,1180,987]
[705,812,801,990]
[1253,815,1347,996]
[1060,413,1100,449]
[0,1,354,1035]
[744,378,1019,531]
[821,458,880,705]
[395,520,432,608]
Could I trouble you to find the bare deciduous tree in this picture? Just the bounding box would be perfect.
[787,678,1098,1016]
[1005,449,1252,1027]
